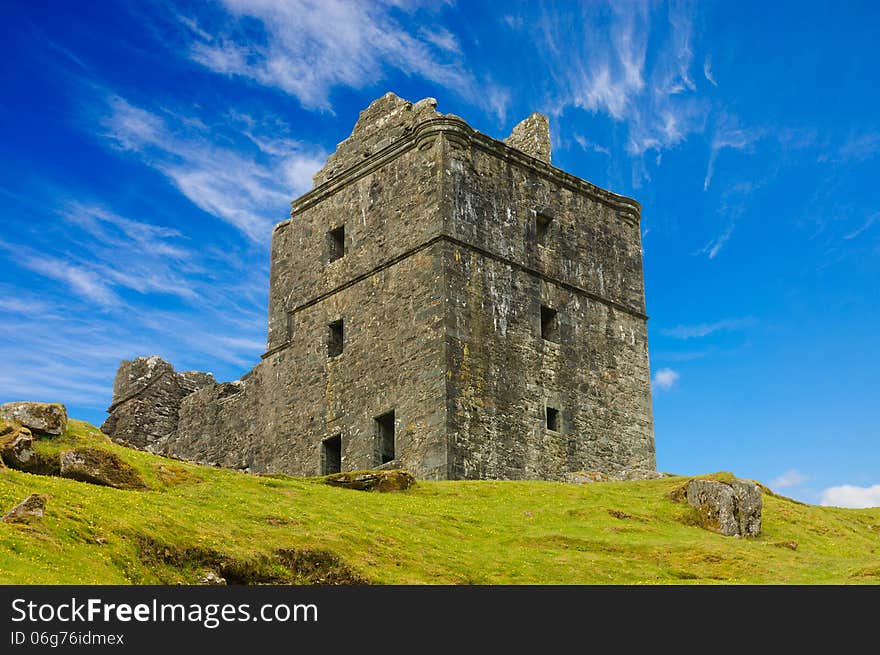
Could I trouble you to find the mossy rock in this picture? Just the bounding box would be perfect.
[0,402,67,436]
[59,448,147,490]
[323,469,416,492]
[2,493,47,523]
[0,426,60,475]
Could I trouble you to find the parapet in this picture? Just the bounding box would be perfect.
[312,92,442,187]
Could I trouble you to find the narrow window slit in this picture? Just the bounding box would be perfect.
[546,406,560,432]
[535,209,553,242]
[328,319,344,358]
[328,225,345,262]
[541,305,559,342]
[321,434,342,475]
[375,410,395,464]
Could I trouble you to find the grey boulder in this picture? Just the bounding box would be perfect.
[686,478,762,537]
[0,402,67,436]
[2,494,47,523]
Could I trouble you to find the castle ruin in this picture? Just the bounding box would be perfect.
[103,93,655,480]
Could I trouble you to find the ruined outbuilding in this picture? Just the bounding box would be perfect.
[103,93,655,480]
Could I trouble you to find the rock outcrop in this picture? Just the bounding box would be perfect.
[1,429,37,470]
[0,425,59,475]
[686,478,762,537]
[323,470,416,492]
[101,356,214,449]
[59,448,147,490]
[198,571,227,585]
[2,494,47,523]
[0,402,67,436]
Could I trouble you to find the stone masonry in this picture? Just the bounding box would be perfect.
[102,93,655,480]
[101,356,214,450]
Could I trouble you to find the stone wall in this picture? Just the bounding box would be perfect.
[101,356,214,449]
[170,247,447,477]
[440,135,653,479]
[444,243,654,478]
[265,93,445,354]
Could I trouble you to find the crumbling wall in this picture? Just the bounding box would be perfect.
[161,374,262,469]
[101,356,214,449]
[503,112,552,163]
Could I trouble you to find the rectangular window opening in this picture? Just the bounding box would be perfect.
[321,434,342,475]
[536,210,553,242]
[375,410,395,464]
[328,225,345,262]
[546,406,560,432]
[328,319,344,358]
[541,305,559,342]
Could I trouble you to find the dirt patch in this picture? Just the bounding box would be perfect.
[771,540,799,551]
[264,516,299,526]
[606,508,646,522]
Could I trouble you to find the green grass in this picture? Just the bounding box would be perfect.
[1,419,879,584]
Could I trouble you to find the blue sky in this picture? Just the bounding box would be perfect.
[1,1,878,506]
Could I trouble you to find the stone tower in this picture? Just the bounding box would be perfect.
[103,93,655,480]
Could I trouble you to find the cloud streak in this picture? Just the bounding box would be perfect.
[703,55,717,86]
[704,113,762,190]
[98,95,325,241]
[843,213,878,240]
[180,0,508,120]
[661,317,756,339]
[537,2,706,160]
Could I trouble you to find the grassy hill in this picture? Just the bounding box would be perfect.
[1,419,878,584]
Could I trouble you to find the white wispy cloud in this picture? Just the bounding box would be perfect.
[703,55,717,87]
[3,202,208,306]
[503,14,524,31]
[538,1,706,163]
[13,250,120,308]
[63,202,187,258]
[180,0,508,120]
[0,295,58,318]
[843,213,878,240]
[0,182,274,412]
[661,316,756,339]
[418,26,461,54]
[771,469,808,489]
[704,113,763,190]
[820,484,880,509]
[696,224,734,259]
[696,178,767,260]
[0,308,155,408]
[98,94,325,241]
[573,134,611,156]
[835,130,880,163]
[652,367,680,391]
